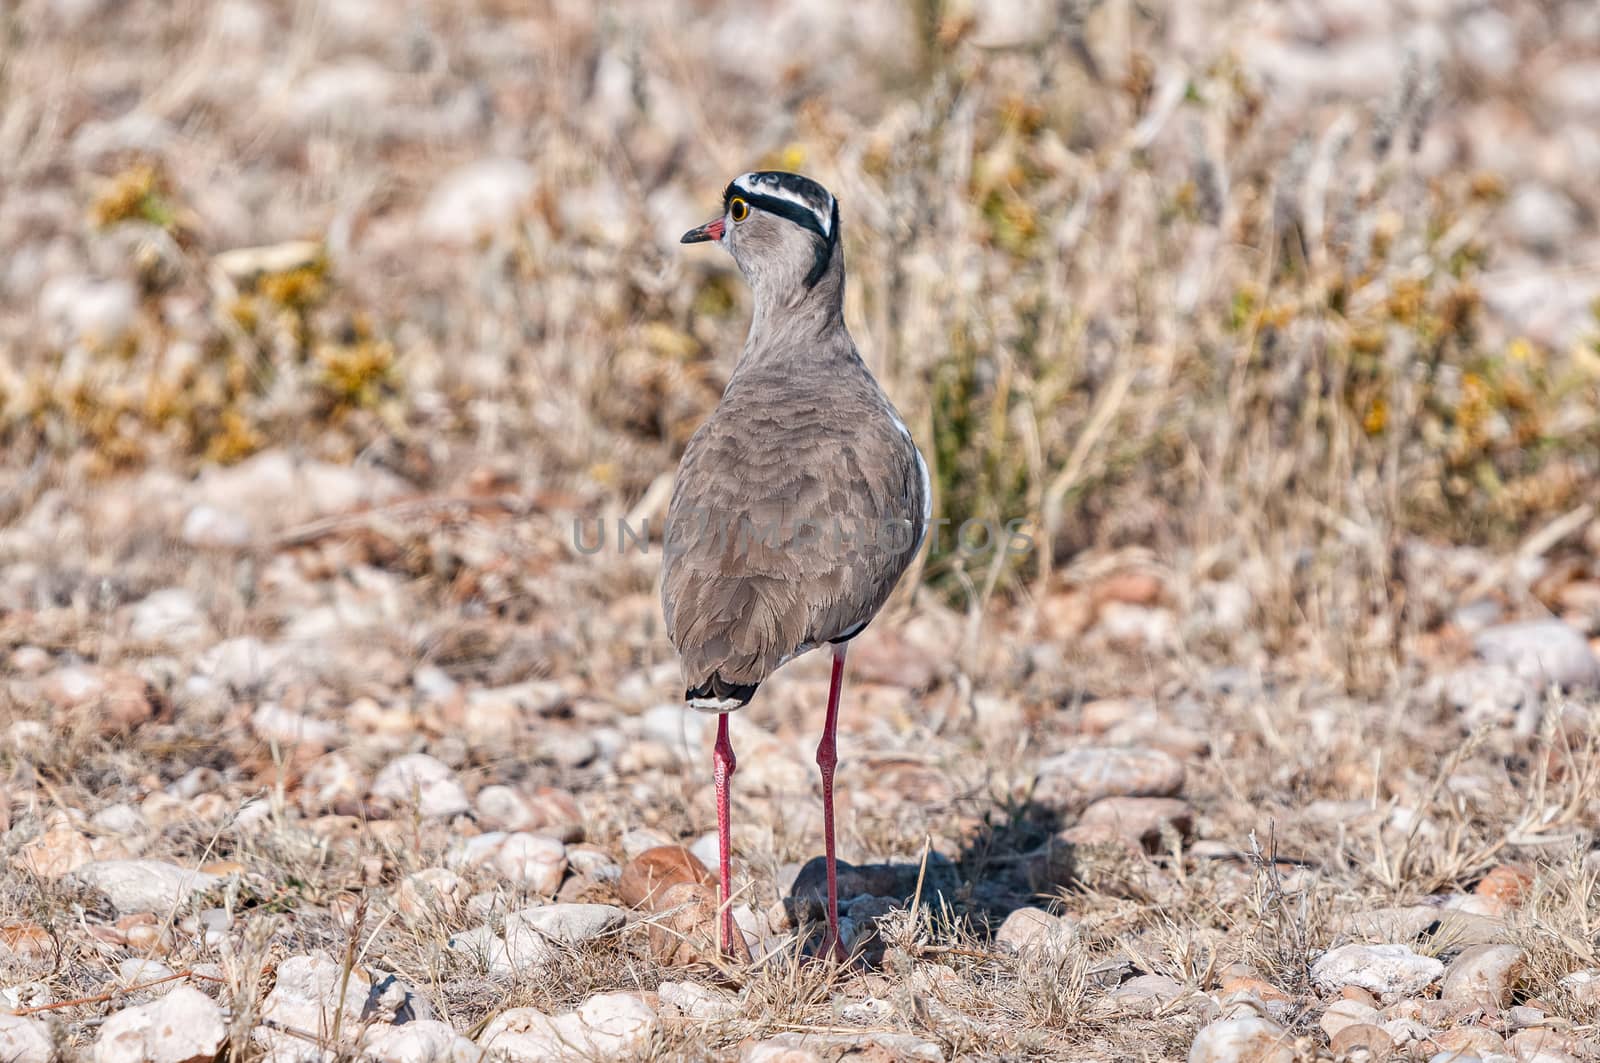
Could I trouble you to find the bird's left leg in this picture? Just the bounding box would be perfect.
[814,642,848,960]
[712,713,738,956]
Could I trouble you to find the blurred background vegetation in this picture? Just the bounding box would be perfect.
[2,0,1598,686]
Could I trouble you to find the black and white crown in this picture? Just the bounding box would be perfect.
[725,171,837,242]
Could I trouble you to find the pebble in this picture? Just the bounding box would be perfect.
[115,958,176,986]
[1320,998,1383,1039]
[1329,1022,1392,1058]
[420,159,536,244]
[658,980,739,1021]
[251,703,341,750]
[1474,864,1534,909]
[475,785,536,832]
[1105,973,1185,1012]
[256,954,371,1052]
[40,666,155,733]
[74,861,221,914]
[0,924,52,960]
[743,1032,942,1062]
[1557,967,1599,1004]
[394,868,468,920]
[741,1041,825,1063]
[39,275,137,348]
[995,907,1077,955]
[619,846,713,909]
[491,833,568,892]
[126,589,214,649]
[1441,944,1525,1008]
[1187,1015,1295,1063]
[1509,1028,1586,1062]
[180,504,253,548]
[645,882,723,966]
[1474,620,1600,690]
[371,754,470,818]
[359,1020,478,1063]
[478,992,657,1061]
[503,903,626,966]
[93,985,226,1063]
[14,825,95,878]
[0,1015,49,1063]
[1032,746,1185,812]
[1311,944,1444,998]
[1432,1027,1508,1056]
[1075,796,1194,852]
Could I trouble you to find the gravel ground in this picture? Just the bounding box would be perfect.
[2,0,1600,1060]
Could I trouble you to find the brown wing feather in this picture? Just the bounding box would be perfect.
[662,363,925,697]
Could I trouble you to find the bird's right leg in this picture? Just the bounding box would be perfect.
[712,713,738,956]
[814,643,848,961]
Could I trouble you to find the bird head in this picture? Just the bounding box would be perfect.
[681,171,841,297]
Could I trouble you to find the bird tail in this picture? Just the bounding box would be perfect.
[686,674,759,714]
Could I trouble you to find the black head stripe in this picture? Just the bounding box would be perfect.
[724,171,840,287]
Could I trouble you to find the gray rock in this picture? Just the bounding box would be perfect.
[1311,943,1443,997]
[372,754,469,818]
[255,954,370,1055]
[1188,1015,1294,1063]
[1033,746,1186,812]
[504,903,627,966]
[420,159,535,243]
[0,1016,51,1063]
[40,276,137,348]
[359,1020,478,1063]
[75,861,221,914]
[742,1032,942,1062]
[181,504,253,548]
[995,907,1076,954]
[1441,943,1524,1008]
[93,985,225,1063]
[1475,620,1600,691]
[479,992,657,1061]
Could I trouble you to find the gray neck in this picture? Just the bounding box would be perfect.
[736,246,851,373]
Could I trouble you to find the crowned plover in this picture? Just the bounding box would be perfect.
[663,171,930,959]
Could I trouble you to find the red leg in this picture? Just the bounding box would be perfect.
[815,643,848,960]
[712,713,738,956]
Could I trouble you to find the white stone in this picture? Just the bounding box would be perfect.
[0,1016,50,1063]
[658,980,738,1020]
[40,276,137,347]
[359,1021,477,1063]
[75,861,221,913]
[256,954,371,1052]
[502,904,627,966]
[476,785,536,831]
[128,589,214,649]
[479,992,656,1062]
[287,61,395,126]
[115,958,176,986]
[372,754,470,818]
[394,868,468,920]
[1311,943,1444,997]
[252,703,341,750]
[199,637,288,692]
[181,504,253,548]
[1188,1015,1295,1063]
[493,833,568,892]
[1475,620,1600,691]
[421,159,535,243]
[93,985,225,1063]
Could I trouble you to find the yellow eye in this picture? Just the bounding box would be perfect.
[729,197,750,222]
